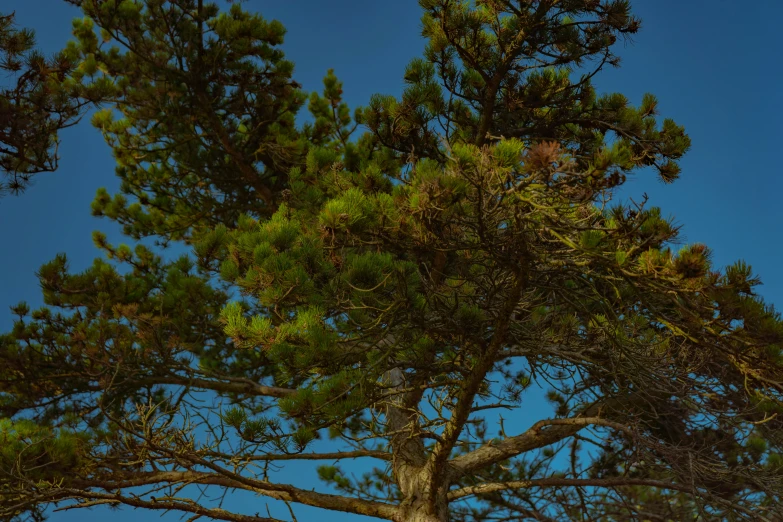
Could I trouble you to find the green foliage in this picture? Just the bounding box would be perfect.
[0,419,90,480]
[74,0,309,243]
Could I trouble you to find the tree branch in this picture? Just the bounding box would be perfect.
[71,470,399,521]
[138,374,295,398]
[448,477,692,501]
[49,487,282,522]
[447,409,618,479]
[206,448,391,462]
[429,268,529,489]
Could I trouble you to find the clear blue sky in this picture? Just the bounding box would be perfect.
[1,1,782,521]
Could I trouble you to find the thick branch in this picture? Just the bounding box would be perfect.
[48,488,282,522]
[448,477,692,501]
[72,470,398,520]
[139,374,295,398]
[206,448,391,462]
[429,269,528,488]
[448,410,612,479]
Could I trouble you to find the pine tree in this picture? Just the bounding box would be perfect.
[0,11,107,196]
[2,1,782,521]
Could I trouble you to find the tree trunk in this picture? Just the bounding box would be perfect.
[397,469,449,522]
[382,368,450,522]
[399,502,449,522]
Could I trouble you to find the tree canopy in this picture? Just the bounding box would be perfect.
[2,1,782,521]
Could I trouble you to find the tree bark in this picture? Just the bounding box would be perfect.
[396,469,449,522]
[382,368,448,522]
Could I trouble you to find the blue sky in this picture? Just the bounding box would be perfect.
[1,1,782,521]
